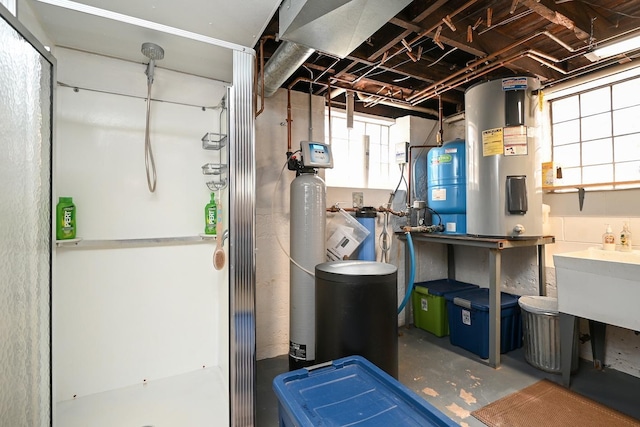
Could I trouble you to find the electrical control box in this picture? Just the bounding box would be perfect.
[395,141,409,164]
[300,141,333,168]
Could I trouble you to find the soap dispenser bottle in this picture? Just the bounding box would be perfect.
[602,224,615,251]
[620,221,632,252]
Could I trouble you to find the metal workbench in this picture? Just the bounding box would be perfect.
[399,233,555,368]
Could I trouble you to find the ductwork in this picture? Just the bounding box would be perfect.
[279,0,412,58]
[261,41,315,98]
[261,0,411,98]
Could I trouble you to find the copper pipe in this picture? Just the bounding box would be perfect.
[438,95,444,144]
[409,31,587,105]
[412,52,528,104]
[287,88,292,151]
[525,53,568,74]
[352,0,479,85]
[327,79,332,145]
[411,47,565,105]
[408,31,549,103]
[407,144,439,210]
[327,205,407,217]
[286,77,329,151]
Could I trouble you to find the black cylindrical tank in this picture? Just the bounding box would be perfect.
[315,261,398,378]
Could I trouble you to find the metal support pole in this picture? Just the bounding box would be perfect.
[447,244,455,280]
[489,249,502,368]
[538,244,547,296]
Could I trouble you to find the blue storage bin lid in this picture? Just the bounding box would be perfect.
[273,355,458,427]
[444,288,519,311]
[414,279,479,296]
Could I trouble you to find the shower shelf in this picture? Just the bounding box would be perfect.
[202,132,227,150]
[55,235,215,249]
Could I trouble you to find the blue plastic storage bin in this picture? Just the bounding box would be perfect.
[445,288,522,359]
[273,355,458,427]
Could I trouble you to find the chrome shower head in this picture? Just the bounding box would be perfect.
[141,42,164,60]
[141,42,164,85]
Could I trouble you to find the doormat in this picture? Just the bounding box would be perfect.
[471,379,640,427]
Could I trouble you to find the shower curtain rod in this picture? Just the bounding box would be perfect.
[57,81,225,110]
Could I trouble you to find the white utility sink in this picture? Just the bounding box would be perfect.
[554,247,640,331]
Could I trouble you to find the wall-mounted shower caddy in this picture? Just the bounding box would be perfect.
[201,97,228,192]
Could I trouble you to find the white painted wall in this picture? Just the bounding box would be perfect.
[255,97,640,380]
[53,48,229,400]
[543,189,640,378]
[255,89,325,360]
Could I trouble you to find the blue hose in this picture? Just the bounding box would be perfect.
[397,232,416,314]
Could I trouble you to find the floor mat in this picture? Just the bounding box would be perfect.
[472,379,640,427]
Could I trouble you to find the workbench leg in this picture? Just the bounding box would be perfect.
[447,244,455,280]
[589,320,607,370]
[559,313,577,387]
[489,249,501,368]
[537,244,547,296]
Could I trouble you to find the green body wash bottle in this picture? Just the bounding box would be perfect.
[205,193,217,235]
[56,197,76,240]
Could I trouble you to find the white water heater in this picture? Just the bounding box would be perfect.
[466,77,542,237]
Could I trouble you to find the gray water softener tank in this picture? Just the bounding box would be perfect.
[315,261,398,378]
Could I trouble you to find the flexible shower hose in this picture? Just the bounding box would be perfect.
[145,82,157,192]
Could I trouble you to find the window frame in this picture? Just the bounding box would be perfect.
[324,109,399,190]
[549,74,640,190]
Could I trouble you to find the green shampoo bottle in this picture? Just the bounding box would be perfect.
[56,197,76,240]
[205,193,217,235]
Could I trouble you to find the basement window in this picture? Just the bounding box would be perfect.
[324,110,399,190]
[550,74,640,189]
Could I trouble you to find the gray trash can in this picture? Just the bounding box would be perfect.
[518,296,578,373]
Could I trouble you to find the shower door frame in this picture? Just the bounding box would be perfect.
[229,49,257,425]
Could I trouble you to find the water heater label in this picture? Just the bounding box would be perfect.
[432,188,447,201]
[503,125,528,156]
[482,127,504,157]
[502,77,528,90]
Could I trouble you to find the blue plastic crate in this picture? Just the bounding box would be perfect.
[444,288,522,359]
[273,355,458,426]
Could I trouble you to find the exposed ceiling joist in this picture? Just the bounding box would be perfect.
[257,0,640,119]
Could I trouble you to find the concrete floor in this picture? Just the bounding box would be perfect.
[256,325,640,426]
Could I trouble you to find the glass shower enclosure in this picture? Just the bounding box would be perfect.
[0,5,55,426]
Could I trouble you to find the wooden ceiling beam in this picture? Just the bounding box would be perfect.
[368,0,449,61]
[390,17,488,58]
[520,0,591,41]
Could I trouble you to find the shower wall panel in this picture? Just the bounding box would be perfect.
[54,48,229,401]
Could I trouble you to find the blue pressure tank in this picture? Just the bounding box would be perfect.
[427,139,466,234]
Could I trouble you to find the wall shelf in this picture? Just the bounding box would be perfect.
[55,235,215,249]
